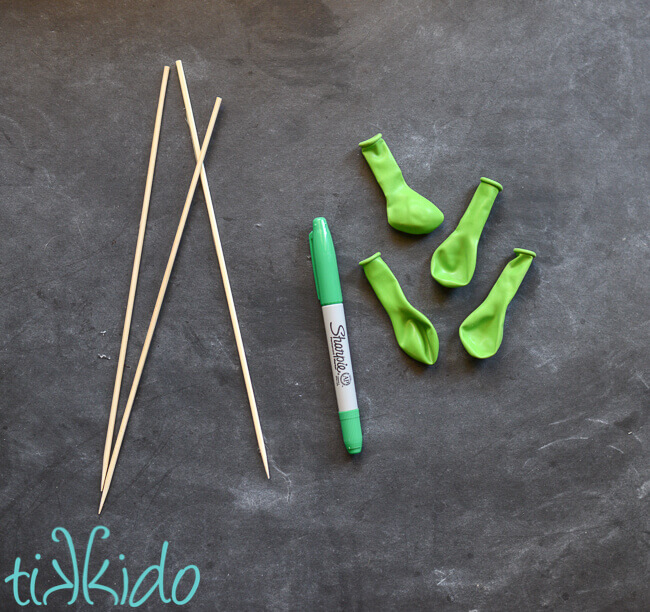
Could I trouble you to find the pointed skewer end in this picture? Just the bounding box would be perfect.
[262,452,270,479]
[98,489,108,515]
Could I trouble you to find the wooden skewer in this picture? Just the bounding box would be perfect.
[175,60,270,479]
[99,96,222,514]
[101,66,170,491]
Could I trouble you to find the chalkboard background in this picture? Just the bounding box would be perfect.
[1,1,648,610]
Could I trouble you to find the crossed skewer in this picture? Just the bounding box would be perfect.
[99,62,269,514]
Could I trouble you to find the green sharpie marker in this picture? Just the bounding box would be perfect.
[309,217,363,454]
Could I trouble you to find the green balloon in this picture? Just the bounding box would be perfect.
[431,177,503,287]
[359,134,444,235]
[359,252,439,365]
[459,248,536,359]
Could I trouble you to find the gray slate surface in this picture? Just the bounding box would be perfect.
[1,1,648,610]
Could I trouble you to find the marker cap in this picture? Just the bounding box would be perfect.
[309,217,343,306]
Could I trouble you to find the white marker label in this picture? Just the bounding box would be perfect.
[321,303,358,413]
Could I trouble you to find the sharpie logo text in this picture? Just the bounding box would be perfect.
[329,323,351,385]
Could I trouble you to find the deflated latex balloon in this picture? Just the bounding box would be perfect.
[359,134,444,235]
[360,252,439,365]
[431,177,503,287]
[459,249,536,359]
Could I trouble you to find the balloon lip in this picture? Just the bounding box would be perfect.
[513,248,536,258]
[359,252,382,266]
[480,177,503,192]
[359,133,383,148]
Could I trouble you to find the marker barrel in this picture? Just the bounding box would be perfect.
[321,303,362,454]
